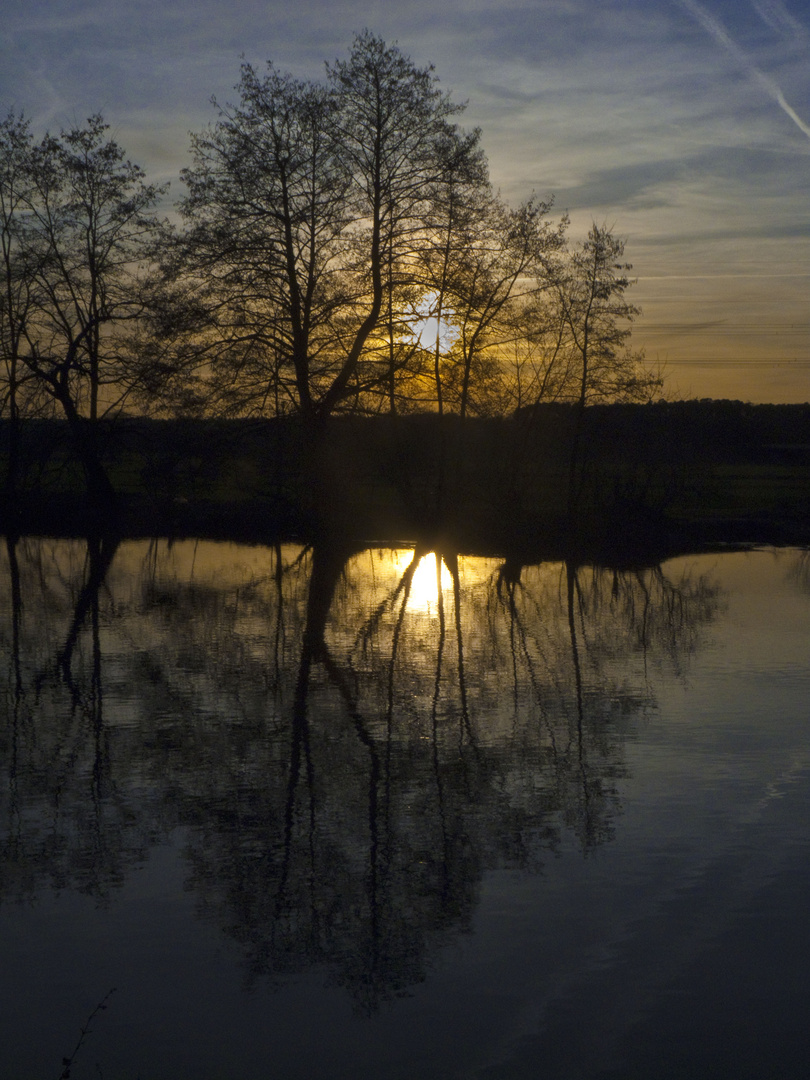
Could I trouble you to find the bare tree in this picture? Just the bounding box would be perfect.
[537,223,661,410]
[3,115,168,503]
[176,65,350,418]
[531,223,663,519]
[438,196,562,418]
[0,113,39,497]
[173,33,483,421]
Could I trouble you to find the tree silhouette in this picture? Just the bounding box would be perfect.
[0,115,167,506]
[174,33,484,421]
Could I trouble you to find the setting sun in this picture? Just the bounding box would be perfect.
[410,291,459,354]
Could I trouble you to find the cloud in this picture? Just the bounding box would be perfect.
[750,0,807,39]
[679,0,810,140]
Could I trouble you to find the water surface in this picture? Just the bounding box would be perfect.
[2,539,809,1078]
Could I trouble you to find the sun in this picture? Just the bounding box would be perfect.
[410,291,459,353]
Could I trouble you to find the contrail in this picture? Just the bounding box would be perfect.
[750,0,807,39]
[773,90,810,139]
[679,0,810,141]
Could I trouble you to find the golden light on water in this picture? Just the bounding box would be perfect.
[393,550,455,614]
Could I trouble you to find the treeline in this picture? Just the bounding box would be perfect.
[3,402,808,549]
[0,32,661,508]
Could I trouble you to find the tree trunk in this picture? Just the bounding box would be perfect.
[54,386,118,511]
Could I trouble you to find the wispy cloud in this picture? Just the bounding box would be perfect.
[750,0,807,40]
[679,0,810,140]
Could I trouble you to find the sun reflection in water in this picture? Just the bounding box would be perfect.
[394,551,454,614]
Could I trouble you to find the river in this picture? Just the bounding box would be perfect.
[2,538,809,1078]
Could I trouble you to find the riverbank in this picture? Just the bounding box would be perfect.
[2,402,809,562]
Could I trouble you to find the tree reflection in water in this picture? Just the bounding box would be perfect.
[0,535,721,1010]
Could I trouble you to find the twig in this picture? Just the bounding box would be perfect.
[57,988,117,1080]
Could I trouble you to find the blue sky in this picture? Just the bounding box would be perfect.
[3,0,808,401]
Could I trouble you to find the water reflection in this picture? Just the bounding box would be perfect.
[1,535,721,1010]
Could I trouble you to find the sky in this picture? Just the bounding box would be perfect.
[2,0,808,403]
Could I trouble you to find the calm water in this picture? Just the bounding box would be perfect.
[2,538,810,1079]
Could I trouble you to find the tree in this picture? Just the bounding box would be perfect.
[6,115,167,503]
[540,223,660,410]
[176,64,350,418]
[174,32,484,421]
[0,113,39,498]
[325,31,479,417]
[434,195,562,418]
[534,223,663,518]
